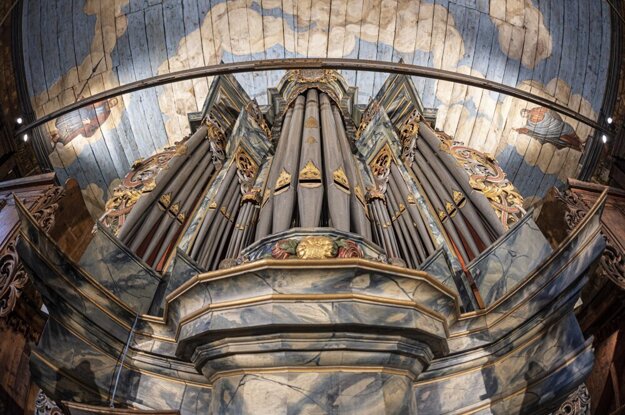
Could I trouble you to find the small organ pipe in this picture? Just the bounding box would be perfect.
[331,106,372,239]
[118,125,208,243]
[255,107,294,240]
[272,95,305,232]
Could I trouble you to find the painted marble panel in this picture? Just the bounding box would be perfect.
[469,214,552,306]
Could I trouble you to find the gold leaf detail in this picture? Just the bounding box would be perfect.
[304,117,318,128]
[209,201,217,209]
[275,169,292,192]
[332,167,349,191]
[170,202,180,215]
[299,160,321,181]
[175,144,188,156]
[305,136,318,144]
[159,192,172,207]
[406,194,416,204]
[296,236,337,259]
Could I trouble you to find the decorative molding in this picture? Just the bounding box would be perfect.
[356,100,380,140]
[30,186,65,233]
[101,147,177,234]
[556,188,625,289]
[34,390,63,415]
[551,384,590,415]
[0,240,29,319]
[398,109,421,166]
[440,133,525,229]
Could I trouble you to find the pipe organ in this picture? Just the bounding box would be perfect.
[18,70,603,414]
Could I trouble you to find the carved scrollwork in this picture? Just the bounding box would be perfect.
[246,100,272,140]
[442,137,525,229]
[557,189,587,231]
[35,389,63,415]
[399,109,421,166]
[0,241,29,319]
[356,100,381,139]
[205,115,227,167]
[551,384,590,415]
[601,243,625,287]
[369,144,393,193]
[31,186,65,233]
[101,147,177,234]
[235,147,259,194]
[555,188,625,289]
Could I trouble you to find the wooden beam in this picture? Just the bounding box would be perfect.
[15,58,609,137]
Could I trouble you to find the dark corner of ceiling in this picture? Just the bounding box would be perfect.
[0,0,53,184]
[587,1,625,188]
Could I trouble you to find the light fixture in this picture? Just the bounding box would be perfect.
[16,117,23,125]
[22,134,28,142]
[602,134,608,144]
[607,117,613,125]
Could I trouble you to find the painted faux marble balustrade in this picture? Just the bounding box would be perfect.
[15,178,607,413]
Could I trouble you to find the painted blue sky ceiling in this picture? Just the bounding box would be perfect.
[22,0,611,214]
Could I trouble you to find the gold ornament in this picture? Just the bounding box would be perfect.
[299,160,322,187]
[296,236,337,259]
[304,116,319,128]
[332,167,350,192]
[275,169,292,193]
[159,192,172,207]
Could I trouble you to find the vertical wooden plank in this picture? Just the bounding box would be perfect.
[436,2,466,135]
[41,1,61,100]
[145,3,185,142]
[127,9,169,150]
[449,6,480,143]
[342,0,364,89]
[372,0,396,95]
[282,0,298,58]
[261,0,286,87]
[390,0,418,65]
[73,0,95,83]
[115,15,158,156]
[245,0,269,102]
[27,1,49,109]
[354,0,381,103]
[412,1,434,100]
[183,0,210,109]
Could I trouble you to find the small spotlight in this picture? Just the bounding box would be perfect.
[16,117,23,125]
[607,117,613,125]
[22,134,28,142]
[602,134,608,144]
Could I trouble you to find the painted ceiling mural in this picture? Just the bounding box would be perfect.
[22,0,611,216]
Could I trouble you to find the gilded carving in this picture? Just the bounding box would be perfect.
[356,100,380,139]
[304,116,319,128]
[246,100,272,140]
[332,167,350,192]
[274,169,292,193]
[299,160,322,185]
[296,236,338,259]
[159,192,172,208]
[31,186,65,233]
[442,137,525,229]
[205,115,227,166]
[101,146,176,234]
[399,109,421,165]
[289,69,338,84]
[235,146,259,194]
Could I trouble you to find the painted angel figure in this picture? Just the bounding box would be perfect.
[515,107,583,151]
